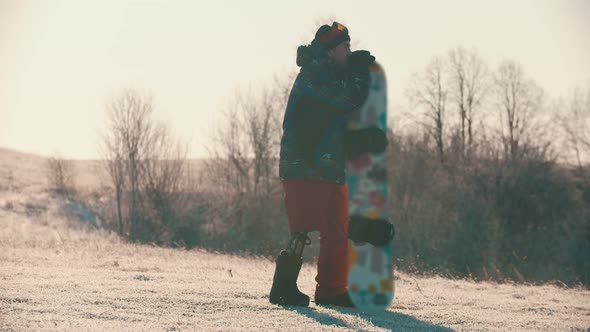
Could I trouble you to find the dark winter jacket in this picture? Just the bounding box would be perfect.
[279,39,370,185]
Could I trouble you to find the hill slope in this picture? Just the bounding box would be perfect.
[0,147,589,331]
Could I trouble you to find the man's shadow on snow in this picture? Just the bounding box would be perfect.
[286,304,455,332]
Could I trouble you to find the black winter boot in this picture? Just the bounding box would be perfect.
[316,292,355,308]
[269,250,310,306]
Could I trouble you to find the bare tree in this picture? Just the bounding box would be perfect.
[200,76,293,240]
[104,89,154,235]
[559,86,590,168]
[101,132,126,234]
[205,85,285,197]
[207,104,252,195]
[247,93,274,196]
[493,60,545,160]
[406,56,449,162]
[448,47,490,156]
[102,89,190,240]
[141,123,190,231]
[46,155,76,196]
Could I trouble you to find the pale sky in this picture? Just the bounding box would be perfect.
[1,0,589,159]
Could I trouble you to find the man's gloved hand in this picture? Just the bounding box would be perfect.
[343,126,388,160]
[347,50,376,67]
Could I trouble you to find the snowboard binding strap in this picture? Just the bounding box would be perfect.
[348,215,394,247]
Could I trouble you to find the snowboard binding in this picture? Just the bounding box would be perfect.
[343,126,388,160]
[348,216,394,247]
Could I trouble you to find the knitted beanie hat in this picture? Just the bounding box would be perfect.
[315,22,350,50]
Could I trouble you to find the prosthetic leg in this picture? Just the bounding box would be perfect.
[269,233,311,306]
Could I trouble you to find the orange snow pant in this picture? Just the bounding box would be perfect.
[281,179,349,300]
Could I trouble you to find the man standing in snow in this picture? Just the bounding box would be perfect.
[270,22,377,307]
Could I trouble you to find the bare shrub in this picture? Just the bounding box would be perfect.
[46,155,76,196]
[200,77,293,254]
[100,89,193,243]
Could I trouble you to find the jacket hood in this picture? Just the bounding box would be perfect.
[296,39,332,68]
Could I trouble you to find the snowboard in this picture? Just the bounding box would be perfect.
[346,61,394,310]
